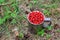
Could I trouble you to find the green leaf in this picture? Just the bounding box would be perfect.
[43,10,51,16]
[56,29,60,32]
[33,0,37,4]
[43,10,48,14]
[22,14,27,20]
[29,3,33,7]
[36,26,42,32]
[3,6,10,11]
[3,15,10,20]
[0,18,3,25]
[37,29,45,36]
[19,32,24,38]
[39,4,44,8]
[11,19,17,24]
[11,13,17,18]
[46,34,51,39]
[47,26,52,30]
[0,0,5,3]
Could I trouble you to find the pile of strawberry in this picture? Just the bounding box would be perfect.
[28,11,45,25]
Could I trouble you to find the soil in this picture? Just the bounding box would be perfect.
[0,0,60,40]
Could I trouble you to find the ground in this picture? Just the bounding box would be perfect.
[0,0,60,40]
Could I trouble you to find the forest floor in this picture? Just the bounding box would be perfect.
[0,0,60,40]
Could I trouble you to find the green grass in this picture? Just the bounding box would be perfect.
[0,0,26,36]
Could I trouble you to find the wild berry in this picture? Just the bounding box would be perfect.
[27,11,45,25]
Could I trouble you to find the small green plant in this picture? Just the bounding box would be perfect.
[33,0,37,4]
[47,26,52,30]
[36,25,52,36]
[56,29,60,32]
[43,10,51,16]
[36,26,45,36]
[37,29,45,36]
[46,34,51,40]
[19,32,24,38]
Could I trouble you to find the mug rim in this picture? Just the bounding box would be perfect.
[27,11,45,25]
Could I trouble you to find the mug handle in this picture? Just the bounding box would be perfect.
[42,18,52,27]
